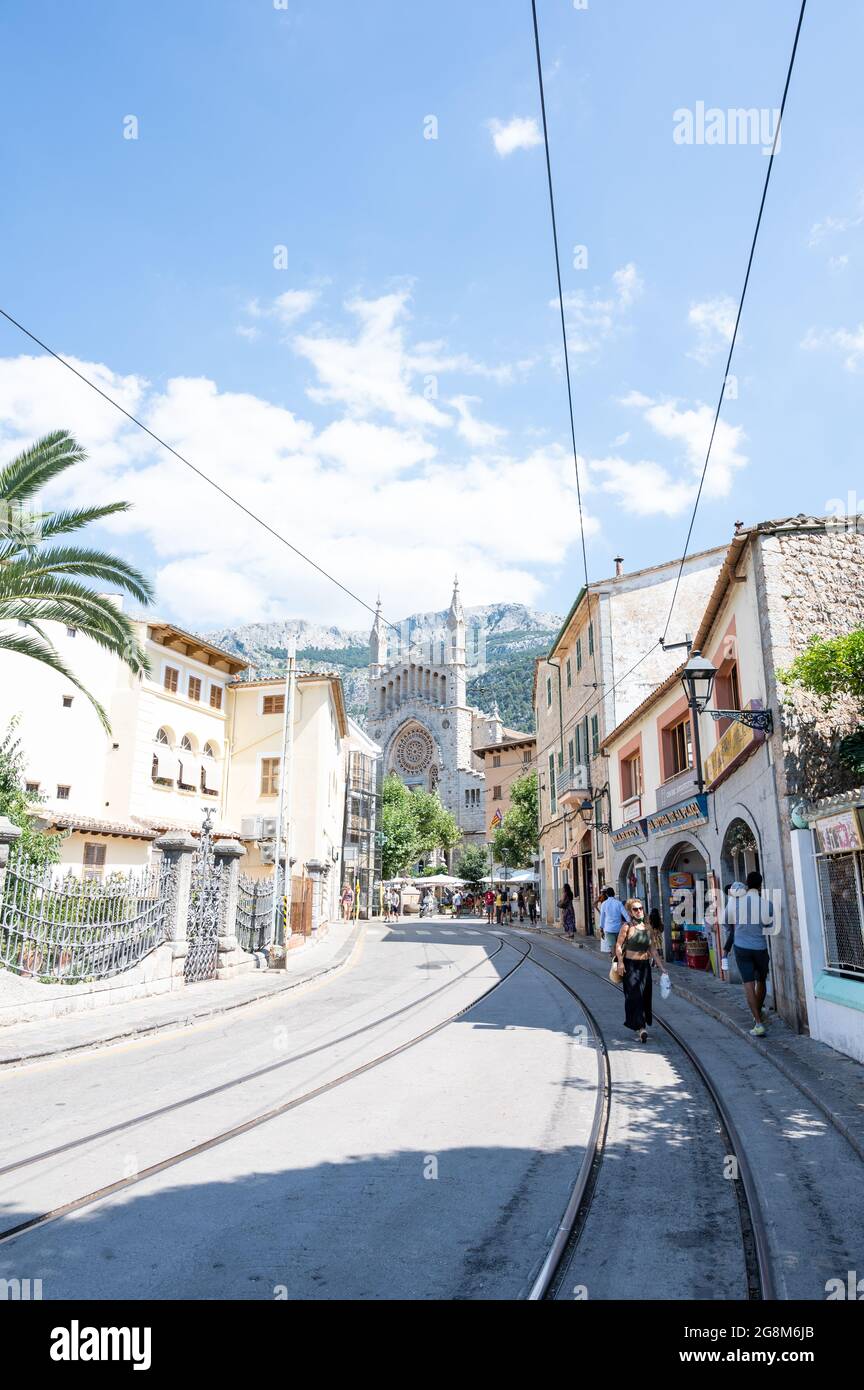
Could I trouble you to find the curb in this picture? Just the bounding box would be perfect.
[0,922,366,1072]
[522,924,864,1165]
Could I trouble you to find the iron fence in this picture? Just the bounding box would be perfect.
[236,871,281,954]
[815,849,864,978]
[0,850,176,984]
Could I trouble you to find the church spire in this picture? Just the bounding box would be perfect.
[369,596,386,671]
[447,574,464,629]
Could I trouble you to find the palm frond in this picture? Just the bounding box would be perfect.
[7,545,154,604]
[0,632,111,732]
[11,501,132,546]
[0,431,87,503]
[0,582,150,675]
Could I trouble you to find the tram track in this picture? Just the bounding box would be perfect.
[509,931,774,1301]
[0,934,533,1249]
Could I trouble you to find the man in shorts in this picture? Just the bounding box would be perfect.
[724,872,774,1036]
[596,885,631,953]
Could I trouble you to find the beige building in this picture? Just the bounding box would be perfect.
[0,607,353,925]
[534,547,725,931]
[472,704,535,849]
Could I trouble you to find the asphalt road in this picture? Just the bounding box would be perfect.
[0,918,861,1300]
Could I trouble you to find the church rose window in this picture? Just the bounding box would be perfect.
[396,727,434,774]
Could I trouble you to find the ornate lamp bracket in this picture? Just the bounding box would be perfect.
[707,708,774,734]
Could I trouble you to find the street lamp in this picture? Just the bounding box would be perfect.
[680,650,716,793]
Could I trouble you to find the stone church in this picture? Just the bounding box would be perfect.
[367,582,504,853]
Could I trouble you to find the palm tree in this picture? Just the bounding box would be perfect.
[0,430,154,730]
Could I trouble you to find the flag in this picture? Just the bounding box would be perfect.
[490,808,503,828]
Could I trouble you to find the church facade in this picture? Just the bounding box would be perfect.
[366,583,495,854]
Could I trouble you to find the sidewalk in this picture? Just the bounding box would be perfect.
[524,923,864,1162]
[0,920,364,1070]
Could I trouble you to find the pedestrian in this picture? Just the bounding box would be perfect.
[484,888,495,923]
[723,872,774,1036]
[453,890,462,918]
[527,886,538,925]
[382,888,391,924]
[559,881,576,938]
[517,888,526,923]
[596,885,631,954]
[614,898,667,1043]
[340,882,353,921]
[495,888,503,925]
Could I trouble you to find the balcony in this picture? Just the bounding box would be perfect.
[556,764,590,808]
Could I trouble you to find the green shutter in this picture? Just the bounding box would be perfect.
[548,753,557,813]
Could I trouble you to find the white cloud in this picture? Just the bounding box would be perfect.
[272,289,319,325]
[590,457,695,516]
[558,263,643,355]
[808,194,864,247]
[801,324,864,372]
[829,255,850,273]
[620,392,747,498]
[487,116,542,157]
[449,395,507,448]
[687,295,736,364]
[235,325,260,341]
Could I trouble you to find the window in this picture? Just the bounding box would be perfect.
[155,728,170,745]
[523,749,531,765]
[548,754,557,815]
[260,757,280,796]
[591,714,599,758]
[558,749,564,771]
[25,781,39,794]
[568,739,575,774]
[566,658,572,688]
[546,676,552,708]
[83,843,106,880]
[188,676,202,702]
[588,622,594,656]
[56,785,70,800]
[180,735,192,751]
[263,694,285,716]
[209,684,223,711]
[62,695,73,708]
[164,667,179,694]
[575,725,582,765]
[203,742,216,759]
[576,637,583,672]
[492,754,501,768]
[714,662,742,736]
[66,627,76,638]
[465,789,470,807]
[493,785,502,801]
[621,753,642,802]
[665,716,693,777]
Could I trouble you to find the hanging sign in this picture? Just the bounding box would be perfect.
[815,808,864,854]
[611,818,648,848]
[647,793,709,838]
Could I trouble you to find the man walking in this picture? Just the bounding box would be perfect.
[723,872,774,1037]
[596,885,631,954]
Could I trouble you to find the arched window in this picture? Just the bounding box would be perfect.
[155,728,170,745]
[180,735,193,752]
[203,742,216,760]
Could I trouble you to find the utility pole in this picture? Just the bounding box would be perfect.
[271,636,296,946]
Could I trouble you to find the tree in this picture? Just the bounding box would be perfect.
[455,844,489,889]
[0,431,153,731]
[778,629,864,710]
[0,720,60,865]
[491,771,538,870]
[380,775,462,878]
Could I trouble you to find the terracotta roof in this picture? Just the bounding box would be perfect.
[40,811,243,840]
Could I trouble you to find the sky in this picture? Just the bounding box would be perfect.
[1,0,862,639]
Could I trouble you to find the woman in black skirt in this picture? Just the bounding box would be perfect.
[615,899,667,1042]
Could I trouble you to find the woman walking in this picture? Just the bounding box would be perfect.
[559,882,576,938]
[615,898,666,1042]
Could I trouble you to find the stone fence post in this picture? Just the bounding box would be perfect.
[305,859,328,937]
[214,839,250,978]
[154,832,196,987]
[0,818,22,903]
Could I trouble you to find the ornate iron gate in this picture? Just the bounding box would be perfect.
[184,810,227,984]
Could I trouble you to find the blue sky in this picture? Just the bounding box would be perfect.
[1,0,861,635]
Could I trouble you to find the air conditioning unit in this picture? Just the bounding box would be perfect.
[260,840,276,864]
[260,816,279,839]
[240,815,262,841]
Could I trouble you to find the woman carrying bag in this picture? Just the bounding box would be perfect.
[613,898,667,1043]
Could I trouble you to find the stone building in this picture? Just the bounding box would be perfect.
[534,547,726,929]
[365,581,488,853]
[472,703,536,848]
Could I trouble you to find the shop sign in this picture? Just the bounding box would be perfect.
[647,793,709,838]
[704,703,766,788]
[815,808,864,854]
[611,818,648,848]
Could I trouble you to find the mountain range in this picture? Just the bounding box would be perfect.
[207,602,562,732]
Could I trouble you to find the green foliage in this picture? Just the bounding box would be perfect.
[380,774,461,878]
[0,720,61,866]
[455,844,489,888]
[468,649,540,732]
[778,630,864,711]
[0,431,154,731]
[491,771,538,870]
